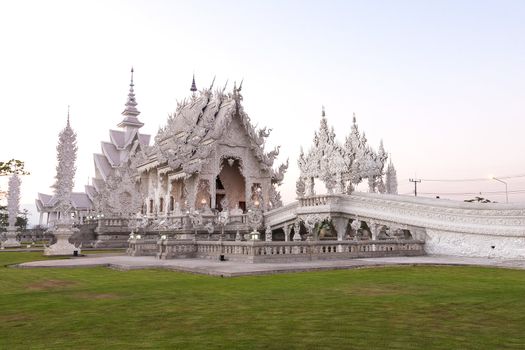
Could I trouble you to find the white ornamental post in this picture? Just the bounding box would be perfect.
[2,174,22,248]
[44,113,80,256]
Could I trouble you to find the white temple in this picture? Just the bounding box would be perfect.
[35,70,525,260]
[134,79,287,215]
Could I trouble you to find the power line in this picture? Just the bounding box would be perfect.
[400,173,525,183]
[418,189,525,196]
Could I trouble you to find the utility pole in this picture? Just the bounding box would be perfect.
[409,178,421,197]
[491,176,508,204]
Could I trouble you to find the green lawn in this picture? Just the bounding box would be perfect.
[1,252,524,349]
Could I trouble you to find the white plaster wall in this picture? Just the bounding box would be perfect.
[425,229,525,259]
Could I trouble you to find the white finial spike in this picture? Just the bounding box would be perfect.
[222,79,229,93]
[322,105,326,117]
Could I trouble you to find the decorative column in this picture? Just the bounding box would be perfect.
[184,176,198,210]
[305,177,315,196]
[369,222,379,241]
[265,225,272,242]
[247,209,263,240]
[2,174,22,248]
[210,175,217,210]
[167,178,174,215]
[283,224,291,242]
[303,214,320,241]
[369,221,379,252]
[44,113,80,256]
[245,178,252,209]
[332,217,348,242]
[350,218,361,241]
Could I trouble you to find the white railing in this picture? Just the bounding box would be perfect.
[132,239,425,261]
[299,195,331,207]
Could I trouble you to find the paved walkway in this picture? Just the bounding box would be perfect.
[15,254,525,277]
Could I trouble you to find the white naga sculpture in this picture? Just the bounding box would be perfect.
[45,113,81,256]
[298,108,395,196]
[2,174,22,248]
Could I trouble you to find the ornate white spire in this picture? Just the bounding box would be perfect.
[7,173,21,228]
[53,113,78,212]
[44,112,81,255]
[118,67,144,129]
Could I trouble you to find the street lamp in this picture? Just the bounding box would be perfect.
[491,176,508,204]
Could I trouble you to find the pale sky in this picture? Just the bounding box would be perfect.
[1,0,524,225]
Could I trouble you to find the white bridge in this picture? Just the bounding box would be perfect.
[264,192,525,259]
[128,192,525,261]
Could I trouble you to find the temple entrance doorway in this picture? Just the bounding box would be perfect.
[216,158,246,212]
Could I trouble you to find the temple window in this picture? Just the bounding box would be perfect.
[170,196,174,211]
[149,199,154,213]
[159,197,164,212]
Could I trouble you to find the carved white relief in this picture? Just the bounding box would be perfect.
[298,111,390,196]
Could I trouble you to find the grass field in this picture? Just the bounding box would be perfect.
[1,252,524,349]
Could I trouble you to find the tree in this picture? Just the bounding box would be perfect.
[0,159,30,176]
[0,206,28,231]
[0,159,29,200]
[464,196,494,203]
[385,161,398,195]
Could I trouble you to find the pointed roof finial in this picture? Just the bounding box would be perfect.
[352,112,356,124]
[67,105,70,126]
[118,67,143,128]
[322,105,326,117]
[190,74,197,93]
[122,67,139,116]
